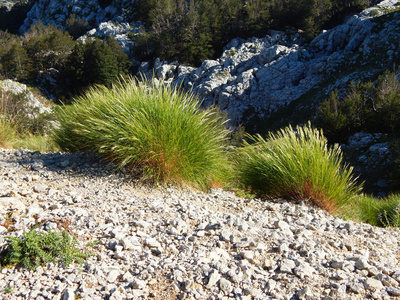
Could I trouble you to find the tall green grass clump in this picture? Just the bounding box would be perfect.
[235,122,361,213]
[54,78,231,189]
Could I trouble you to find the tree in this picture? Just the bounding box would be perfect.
[2,43,32,80]
[23,23,75,73]
[61,37,131,101]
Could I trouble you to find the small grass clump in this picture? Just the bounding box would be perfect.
[355,194,400,227]
[54,78,231,189]
[0,228,92,270]
[235,122,361,213]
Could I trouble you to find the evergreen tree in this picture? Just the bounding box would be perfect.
[2,43,32,81]
[62,37,131,101]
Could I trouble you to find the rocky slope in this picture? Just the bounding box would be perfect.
[15,0,400,127]
[1,148,400,300]
[148,0,400,126]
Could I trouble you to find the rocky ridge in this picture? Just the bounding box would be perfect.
[17,0,400,125]
[144,0,400,126]
[1,148,400,300]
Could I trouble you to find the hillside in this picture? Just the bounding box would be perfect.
[1,148,400,299]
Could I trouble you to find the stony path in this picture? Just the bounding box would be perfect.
[0,148,400,300]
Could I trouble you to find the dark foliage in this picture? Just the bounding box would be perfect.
[316,71,400,143]
[65,14,89,39]
[61,36,131,102]
[98,0,114,9]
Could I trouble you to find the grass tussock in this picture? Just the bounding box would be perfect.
[353,194,400,227]
[235,122,361,213]
[54,78,231,189]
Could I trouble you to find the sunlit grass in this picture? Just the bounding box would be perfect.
[235,122,362,213]
[54,77,231,189]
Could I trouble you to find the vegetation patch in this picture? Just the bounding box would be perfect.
[235,122,361,214]
[0,228,93,271]
[353,194,400,227]
[0,87,58,152]
[54,78,231,189]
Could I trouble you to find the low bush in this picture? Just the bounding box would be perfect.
[235,122,361,213]
[0,228,92,270]
[54,78,231,189]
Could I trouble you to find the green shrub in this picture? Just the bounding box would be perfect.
[0,119,18,148]
[317,70,400,143]
[54,78,231,189]
[61,36,131,101]
[235,122,361,213]
[0,87,59,151]
[0,228,92,270]
[65,14,89,39]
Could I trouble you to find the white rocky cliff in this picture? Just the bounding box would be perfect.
[142,0,400,125]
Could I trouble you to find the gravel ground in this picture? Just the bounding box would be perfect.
[0,148,400,300]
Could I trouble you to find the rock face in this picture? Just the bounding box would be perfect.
[19,0,138,55]
[1,148,400,299]
[342,133,393,196]
[0,79,52,115]
[143,0,400,126]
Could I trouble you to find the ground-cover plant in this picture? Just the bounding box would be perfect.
[235,122,361,213]
[54,78,231,189]
[0,228,92,271]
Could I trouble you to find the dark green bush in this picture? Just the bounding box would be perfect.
[316,70,400,142]
[1,43,32,81]
[65,14,89,39]
[23,22,75,74]
[61,36,131,101]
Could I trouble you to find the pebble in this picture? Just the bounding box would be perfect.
[0,148,400,299]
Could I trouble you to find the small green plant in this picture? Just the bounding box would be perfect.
[316,70,400,143]
[4,285,13,294]
[0,228,93,270]
[86,240,99,248]
[235,122,361,213]
[54,77,231,189]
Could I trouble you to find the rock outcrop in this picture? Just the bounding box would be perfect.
[20,0,138,56]
[143,0,400,126]
[0,79,52,116]
[20,0,400,125]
